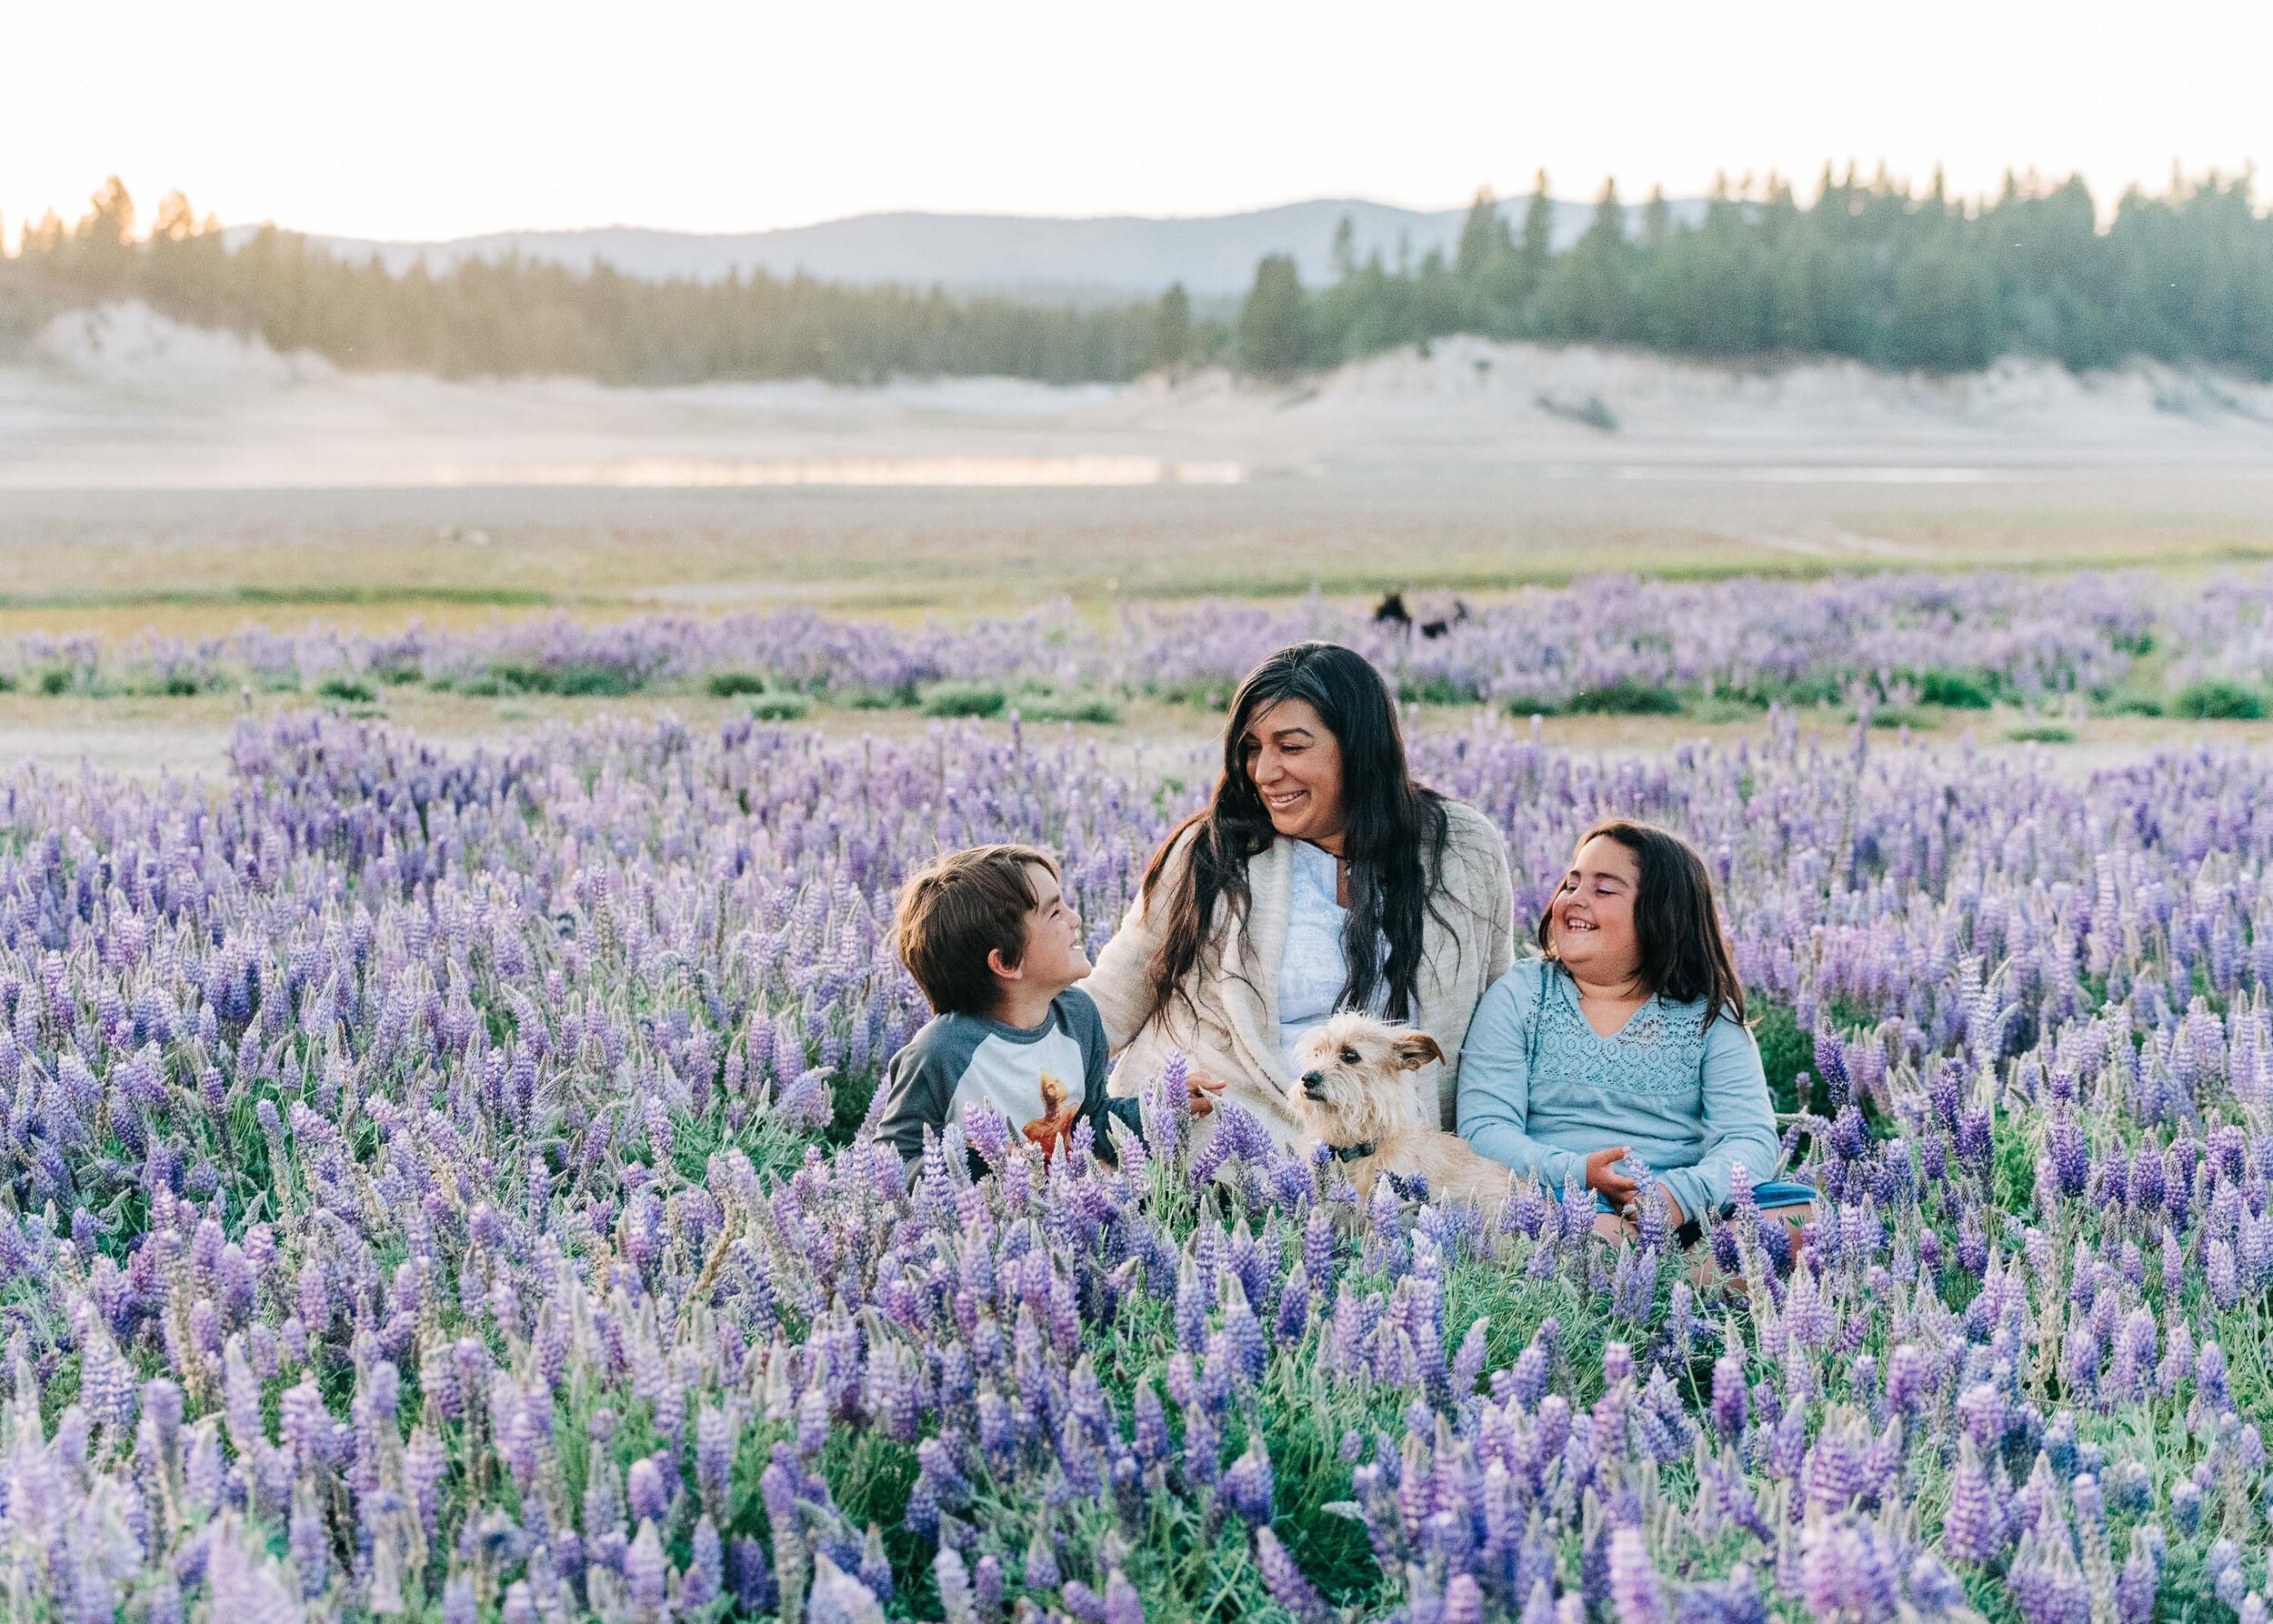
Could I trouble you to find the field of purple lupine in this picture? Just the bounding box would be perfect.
[15,566,2273,721]
[4,579,2273,1624]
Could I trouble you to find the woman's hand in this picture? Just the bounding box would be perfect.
[1187,1072,1227,1118]
[1585,1146,1637,1207]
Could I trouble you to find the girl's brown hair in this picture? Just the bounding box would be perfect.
[1537,818,1746,1027]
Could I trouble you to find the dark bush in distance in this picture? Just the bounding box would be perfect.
[2173,678,2268,720]
[1916,668,1996,709]
[1565,680,1683,716]
[706,671,773,697]
[919,681,1007,718]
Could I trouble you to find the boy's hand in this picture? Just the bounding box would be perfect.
[1187,1072,1227,1117]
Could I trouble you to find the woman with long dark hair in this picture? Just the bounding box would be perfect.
[1080,642,1515,1147]
[1457,817,1812,1239]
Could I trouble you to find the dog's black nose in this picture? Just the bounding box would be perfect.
[1300,1069,1325,1098]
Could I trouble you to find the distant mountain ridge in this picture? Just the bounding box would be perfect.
[223,195,1709,301]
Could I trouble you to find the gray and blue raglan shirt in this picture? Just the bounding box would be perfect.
[875,987,1143,1168]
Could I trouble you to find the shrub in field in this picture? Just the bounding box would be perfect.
[836,683,921,709]
[0,710,2264,1621]
[486,659,642,697]
[1864,703,1937,730]
[1017,690,1123,724]
[1397,673,1467,706]
[2172,677,2267,719]
[746,690,814,722]
[706,670,773,697]
[920,679,1008,717]
[1914,667,1997,708]
[315,673,376,704]
[1565,678,1682,715]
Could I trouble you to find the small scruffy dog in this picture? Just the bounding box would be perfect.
[1292,1011,1513,1215]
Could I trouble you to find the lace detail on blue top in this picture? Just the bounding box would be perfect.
[1532,967,1708,1096]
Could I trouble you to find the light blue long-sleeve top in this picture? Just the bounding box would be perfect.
[1456,957,1780,1223]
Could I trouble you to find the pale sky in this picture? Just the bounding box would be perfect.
[5,0,2265,243]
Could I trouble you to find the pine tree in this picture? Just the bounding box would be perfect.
[1151,283,1191,375]
[1235,254,1311,376]
[1541,179,1634,342]
[1641,186,1672,251]
[1456,188,1513,278]
[1519,170,1555,296]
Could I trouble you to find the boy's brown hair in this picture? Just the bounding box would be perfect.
[894,844,1061,1017]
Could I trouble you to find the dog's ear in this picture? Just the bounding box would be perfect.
[1392,1031,1446,1070]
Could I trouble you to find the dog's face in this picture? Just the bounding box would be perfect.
[1292,1012,1447,1147]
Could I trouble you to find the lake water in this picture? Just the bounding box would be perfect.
[426,455,1246,487]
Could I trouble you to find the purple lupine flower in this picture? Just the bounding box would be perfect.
[1607,1527,1668,1624]
[1275,1264,1312,1346]
[1444,1573,1485,1624]
[1254,1528,1334,1624]
[2114,1529,2158,1624]
[1451,1317,1489,1400]
[1956,1382,2005,1453]
[1103,1569,1145,1624]
[1303,1207,1335,1287]
[695,1403,736,1515]
[1223,1278,1267,1383]
[1022,1526,1060,1594]
[289,1481,331,1600]
[627,1456,671,1528]
[809,1552,886,1624]
[935,1546,976,1624]
[1712,1353,1747,1440]
[1800,1516,1900,1624]
[1942,1438,2005,1563]
[796,1381,831,1459]
[1220,1438,1275,1526]
[2198,1340,2233,1415]
[2208,1239,2240,1308]
[1133,1383,1169,1467]
[731,1535,777,1614]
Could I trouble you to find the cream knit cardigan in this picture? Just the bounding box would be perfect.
[1079,799,1515,1148]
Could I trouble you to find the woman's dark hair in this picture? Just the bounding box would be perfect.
[1535,817,1747,1026]
[1136,641,1450,1028]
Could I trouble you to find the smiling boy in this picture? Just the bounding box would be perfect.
[877,844,1207,1171]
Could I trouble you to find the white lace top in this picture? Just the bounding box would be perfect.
[1277,839,1386,1069]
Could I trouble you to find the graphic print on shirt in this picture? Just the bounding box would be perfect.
[1021,1074,1080,1159]
[949,1026,1088,1163]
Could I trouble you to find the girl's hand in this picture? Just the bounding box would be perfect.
[1187,1073,1227,1118]
[1585,1146,1637,1207]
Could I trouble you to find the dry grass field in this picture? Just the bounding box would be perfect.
[5,320,2271,635]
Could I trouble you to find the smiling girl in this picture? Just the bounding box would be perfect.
[1457,818,1812,1244]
